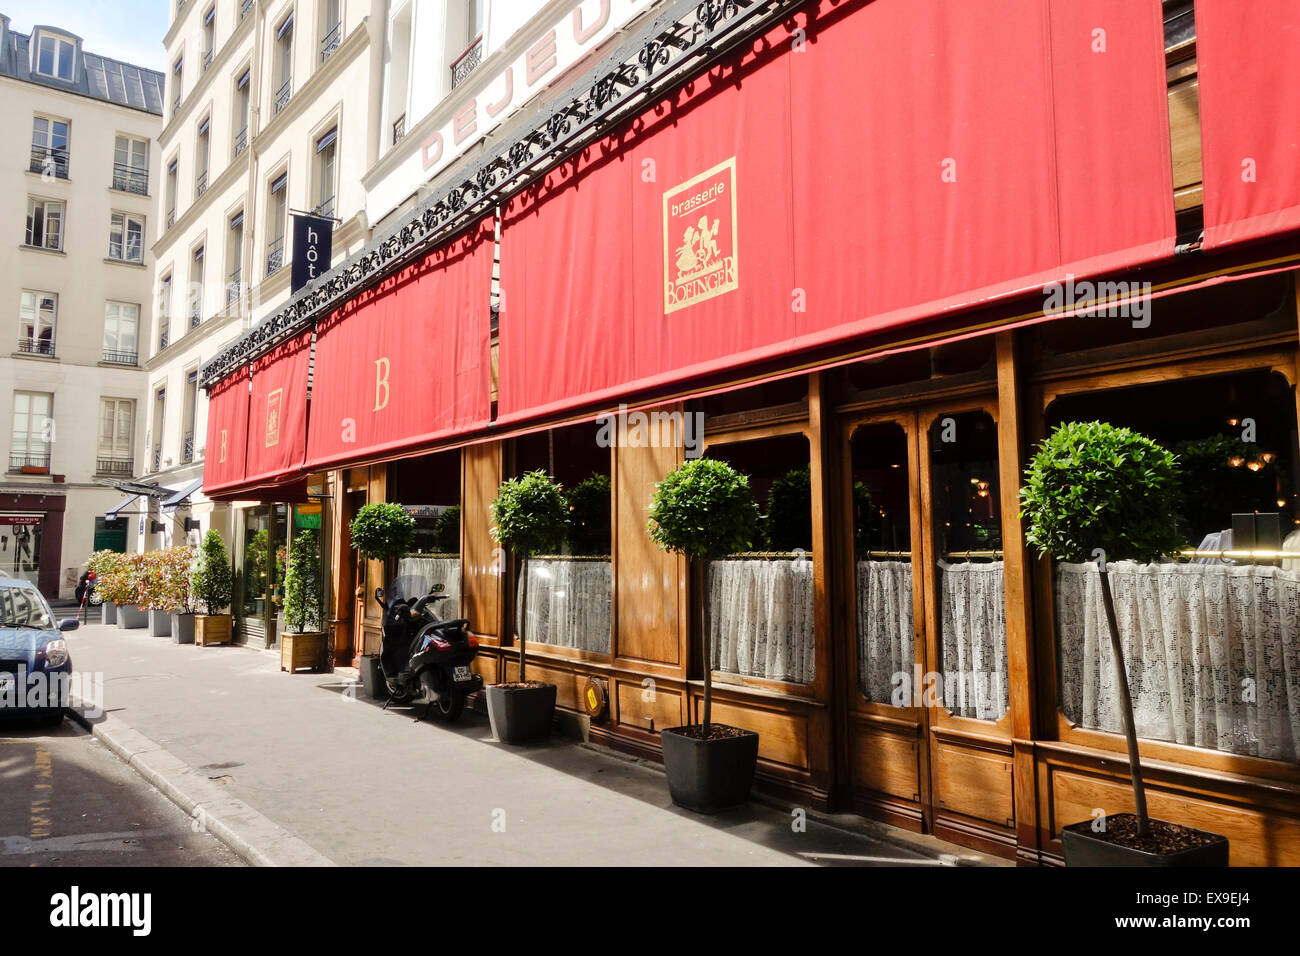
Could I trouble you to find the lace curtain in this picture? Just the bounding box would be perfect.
[394,556,460,606]
[515,558,611,654]
[1057,561,1300,762]
[856,561,913,703]
[708,557,815,684]
[937,560,1008,720]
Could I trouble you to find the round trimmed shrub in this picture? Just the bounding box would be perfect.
[647,457,761,561]
[349,502,415,561]
[765,465,812,552]
[191,530,234,614]
[565,473,611,556]
[1020,420,1183,563]
[490,470,568,557]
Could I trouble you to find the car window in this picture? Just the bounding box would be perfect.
[0,584,54,628]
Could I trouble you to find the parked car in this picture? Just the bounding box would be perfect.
[0,575,78,726]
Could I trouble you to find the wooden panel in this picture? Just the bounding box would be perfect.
[1168,76,1202,211]
[851,722,921,802]
[614,405,684,666]
[502,660,580,711]
[462,441,502,639]
[933,742,1015,829]
[615,679,682,733]
[1048,766,1300,867]
[471,653,498,686]
[708,700,809,770]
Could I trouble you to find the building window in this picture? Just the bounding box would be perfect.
[103,302,140,365]
[109,212,146,263]
[25,198,64,251]
[385,4,413,152]
[181,370,199,463]
[274,15,294,114]
[30,116,70,179]
[227,211,244,306]
[34,34,76,82]
[18,291,57,357]
[233,69,251,157]
[320,0,341,63]
[158,274,172,350]
[151,387,166,472]
[195,117,210,197]
[97,399,134,475]
[266,173,287,275]
[202,6,216,71]
[314,127,337,217]
[10,391,53,472]
[451,0,486,89]
[113,135,149,194]
[189,246,205,328]
[166,159,178,227]
[172,58,183,115]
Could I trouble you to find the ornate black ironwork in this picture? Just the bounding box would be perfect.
[201,0,801,388]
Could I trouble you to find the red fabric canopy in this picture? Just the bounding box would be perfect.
[1196,0,1300,248]
[497,0,1174,422]
[304,217,493,469]
[200,368,250,495]
[243,330,313,486]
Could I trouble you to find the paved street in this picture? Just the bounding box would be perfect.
[0,720,242,867]
[63,623,1001,867]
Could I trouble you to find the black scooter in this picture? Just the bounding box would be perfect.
[375,581,482,722]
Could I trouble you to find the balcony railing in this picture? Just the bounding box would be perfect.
[159,326,170,351]
[17,338,55,357]
[112,163,149,194]
[29,146,69,179]
[202,48,214,73]
[102,348,138,365]
[182,431,194,464]
[167,207,176,229]
[320,22,341,63]
[226,269,242,307]
[9,453,50,473]
[152,446,161,472]
[196,170,208,197]
[313,195,335,219]
[240,0,253,19]
[266,236,284,276]
[233,125,248,158]
[393,114,406,145]
[451,35,483,89]
[274,77,292,115]
[173,93,181,116]
[96,457,133,476]
[190,306,202,330]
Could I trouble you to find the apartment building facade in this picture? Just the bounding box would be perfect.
[138,0,382,584]
[0,14,162,598]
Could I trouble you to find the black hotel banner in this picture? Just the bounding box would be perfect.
[291,213,335,293]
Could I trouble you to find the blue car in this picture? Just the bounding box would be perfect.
[0,575,78,727]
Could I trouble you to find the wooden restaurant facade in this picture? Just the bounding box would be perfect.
[199,0,1300,864]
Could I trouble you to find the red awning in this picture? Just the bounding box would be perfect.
[244,330,312,486]
[497,0,1175,423]
[304,217,493,470]
[1196,0,1300,248]
[200,368,250,495]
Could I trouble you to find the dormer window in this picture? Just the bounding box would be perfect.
[34,33,77,82]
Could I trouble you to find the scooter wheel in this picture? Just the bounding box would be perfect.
[433,688,465,722]
[385,678,411,704]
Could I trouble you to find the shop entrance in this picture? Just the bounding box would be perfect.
[840,398,1014,844]
[237,504,288,648]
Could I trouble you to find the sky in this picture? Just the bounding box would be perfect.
[4,1,169,72]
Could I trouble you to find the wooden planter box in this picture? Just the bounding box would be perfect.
[195,614,232,646]
[280,631,326,673]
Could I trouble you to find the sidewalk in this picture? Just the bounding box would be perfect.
[65,623,1003,867]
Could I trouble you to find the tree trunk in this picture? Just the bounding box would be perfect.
[517,553,528,683]
[1099,566,1149,837]
[700,557,712,736]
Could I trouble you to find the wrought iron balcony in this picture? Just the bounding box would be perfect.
[112,163,149,194]
[9,453,50,473]
[226,269,242,307]
[159,327,170,351]
[392,114,406,145]
[196,170,208,197]
[167,208,176,229]
[451,36,483,88]
[173,93,181,116]
[96,457,133,476]
[17,338,55,357]
[233,126,248,158]
[202,48,213,73]
[266,236,284,276]
[152,446,161,471]
[29,146,69,179]
[320,22,341,63]
[190,306,202,330]
[102,348,138,366]
[313,196,335,219]
[182,431,194,464]
[274,77,292,115]
[240,0,253,20]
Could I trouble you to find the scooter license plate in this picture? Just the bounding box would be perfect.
[452,665,473,684]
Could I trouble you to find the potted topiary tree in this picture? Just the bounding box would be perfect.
[648,456,763,813]
[162,546,198,644]
[487,470,569,744]
[565,473,611,555]
[116,553,149,629]
[84,550,123,625]
[1021,420,1228,866]
[349,502,415,696]
[191,530,235,646]
[280,529,326,673]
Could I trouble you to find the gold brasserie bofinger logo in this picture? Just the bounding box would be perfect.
[663,157,739,314]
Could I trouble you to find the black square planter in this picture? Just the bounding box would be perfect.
[360,655,388,700]
[485,683,556,744]
[660,725,759,814]
[1061,814,1229,866]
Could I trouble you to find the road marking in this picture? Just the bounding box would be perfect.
[30,743,52,841]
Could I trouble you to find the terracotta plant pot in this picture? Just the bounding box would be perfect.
[660,724,759,814]
[484,683,556,745]
[1061,814,1229,866]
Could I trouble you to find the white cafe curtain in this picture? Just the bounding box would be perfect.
[937,560,1009,720]
[708,557,815,684]
[856,560,913,703]
[515,557,611,654]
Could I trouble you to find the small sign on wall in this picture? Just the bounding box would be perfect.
[291,213,335,293]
